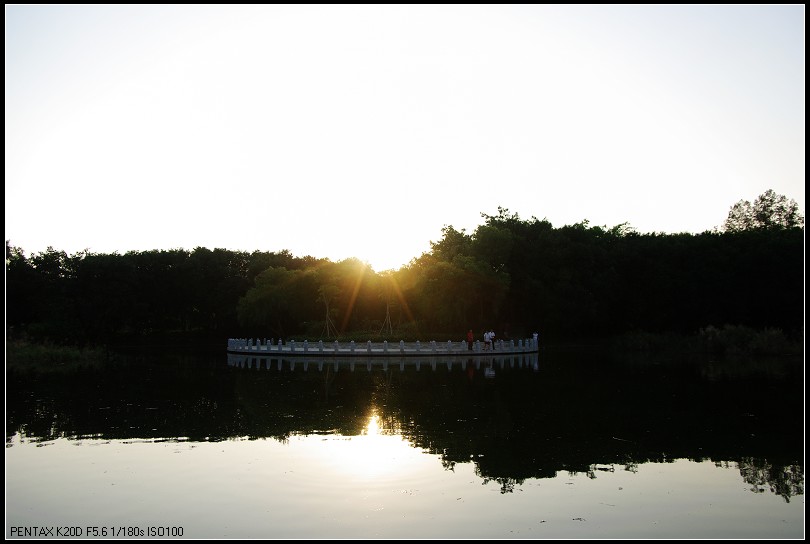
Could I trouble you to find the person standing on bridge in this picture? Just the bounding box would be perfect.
[467,329,474,351]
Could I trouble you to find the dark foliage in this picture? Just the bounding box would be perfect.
[5,203,804,347]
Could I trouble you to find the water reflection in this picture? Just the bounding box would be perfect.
[5,434,803,539]
[225,352,540,373]
[5,348,804,508]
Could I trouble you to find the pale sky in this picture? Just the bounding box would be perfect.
[5,5,805,271]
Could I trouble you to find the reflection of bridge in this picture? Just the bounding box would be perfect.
[226,351,540,372]
[227,337,540,357]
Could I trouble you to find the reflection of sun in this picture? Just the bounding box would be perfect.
[365,413,382,436]
[315,409,423,480]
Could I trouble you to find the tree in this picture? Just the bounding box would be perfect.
[722,189,804,232]
[237,267,318,338]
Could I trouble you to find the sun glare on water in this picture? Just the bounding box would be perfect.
[300,410,427,480]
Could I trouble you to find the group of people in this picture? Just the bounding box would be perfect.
[466,329,498,351]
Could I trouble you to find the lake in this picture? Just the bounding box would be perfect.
[5,346,804,539]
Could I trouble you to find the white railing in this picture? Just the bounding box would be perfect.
[227,336,540,354]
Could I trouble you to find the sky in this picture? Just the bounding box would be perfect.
[5,5,805,272]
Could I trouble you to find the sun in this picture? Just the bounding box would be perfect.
[361,249,412,273]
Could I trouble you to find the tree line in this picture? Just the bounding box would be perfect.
[5,190,804,347]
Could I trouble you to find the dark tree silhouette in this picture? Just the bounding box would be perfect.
[5,192,804,348]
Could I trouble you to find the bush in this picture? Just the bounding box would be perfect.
[698,324,799,355]
[6,339,109,373]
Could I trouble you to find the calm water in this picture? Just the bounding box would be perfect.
[5,347,805,539]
